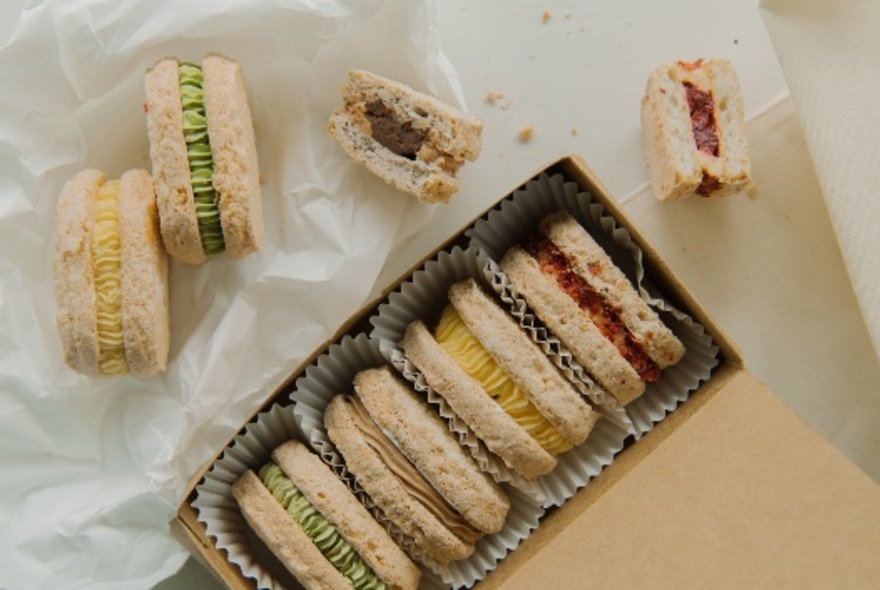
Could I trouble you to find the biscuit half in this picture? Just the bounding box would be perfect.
[328,70,482,204]
[641,58,751,200]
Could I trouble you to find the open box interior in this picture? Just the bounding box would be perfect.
[171,156,880,589]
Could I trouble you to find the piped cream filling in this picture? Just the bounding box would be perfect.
[435,305,572,455]
[92,180,128,375]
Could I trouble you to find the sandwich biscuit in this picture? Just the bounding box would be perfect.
[403,279,599,480]
[501,211,686,405]
[54,169,169,377]
[641,58,751,200]
[326,366,509,564]
[233,440,420,590]
[145,53,262,264]
[328,70,482,204]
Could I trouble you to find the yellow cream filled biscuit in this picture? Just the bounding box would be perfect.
[92,180,127,375]
[435,305,572,455]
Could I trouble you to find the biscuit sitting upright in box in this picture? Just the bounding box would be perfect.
[640,58,751,200]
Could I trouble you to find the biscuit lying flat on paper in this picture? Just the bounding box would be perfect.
[145,54,263,263]
[641,58,751,200]
[232,440,420,590]
[54,169,169,378]
[501,211,686,405]
[328,70,482,204]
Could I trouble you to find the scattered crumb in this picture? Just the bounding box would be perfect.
[518,125,534,142]
[500,100,513,111]
[580,27,586,33]
[565,13,572,20]
[542,10,552,23]
[570,127,578,136]
[747,182,759,198]
[484,90,505,105]
[733,39,739,44]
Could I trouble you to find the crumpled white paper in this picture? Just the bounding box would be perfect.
[760,0,880,363]
[0,0,464,588]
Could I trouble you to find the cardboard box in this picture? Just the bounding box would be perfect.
[172,156,880,589]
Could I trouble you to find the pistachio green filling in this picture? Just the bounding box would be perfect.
[259,463,386,590]
[179,62,225,256]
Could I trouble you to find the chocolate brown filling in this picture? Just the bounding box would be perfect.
[522,232,661,382]
[364,100,426,160]
[344,396,483,545]
[683,82,719,157]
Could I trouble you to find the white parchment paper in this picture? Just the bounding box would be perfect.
[0,1,464,588]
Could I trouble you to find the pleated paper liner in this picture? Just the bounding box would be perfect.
[192,401,307,590]
[465,172,721,437]
[289,333,545,589]
[369,246,633,509]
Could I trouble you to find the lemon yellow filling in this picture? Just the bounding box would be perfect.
[435,305,572,454]
[92,180,128,375]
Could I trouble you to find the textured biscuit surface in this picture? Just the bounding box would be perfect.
[145,57,205,264]
[233,469,352,590]
[328,69,482,203]
[403,320,557,480]
[325,396,473,565]
[54,169,104,375]
[354,366,509,535]
[202,53,263,258]
[271,440,421,590]
[448,279,597,445]
[118,169,169,377]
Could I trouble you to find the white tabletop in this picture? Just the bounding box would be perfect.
[1,1,876,588]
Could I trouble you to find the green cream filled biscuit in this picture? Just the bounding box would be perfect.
[259,462,386,590]
[178,62,225,256]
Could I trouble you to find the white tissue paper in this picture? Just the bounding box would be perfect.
[0,0,464,588]
[760,0,880,363]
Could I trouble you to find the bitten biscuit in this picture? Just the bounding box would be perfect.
[641,58,751,200]
[328,70,482,204]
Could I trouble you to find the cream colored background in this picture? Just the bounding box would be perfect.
[0,1,876,588]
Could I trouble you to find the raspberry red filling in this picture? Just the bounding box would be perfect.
[522,232,661,382]
[683,81,720,157]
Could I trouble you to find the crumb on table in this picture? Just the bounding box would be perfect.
[542,10,551,23]
[484,90,505,105]
[518,125,534,142]
[570,127,578,136]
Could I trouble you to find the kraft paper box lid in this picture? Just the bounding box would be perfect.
[173,156,880,589]
[480,366,880,589]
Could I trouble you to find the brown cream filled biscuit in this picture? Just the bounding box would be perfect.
[344,396,482,544]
